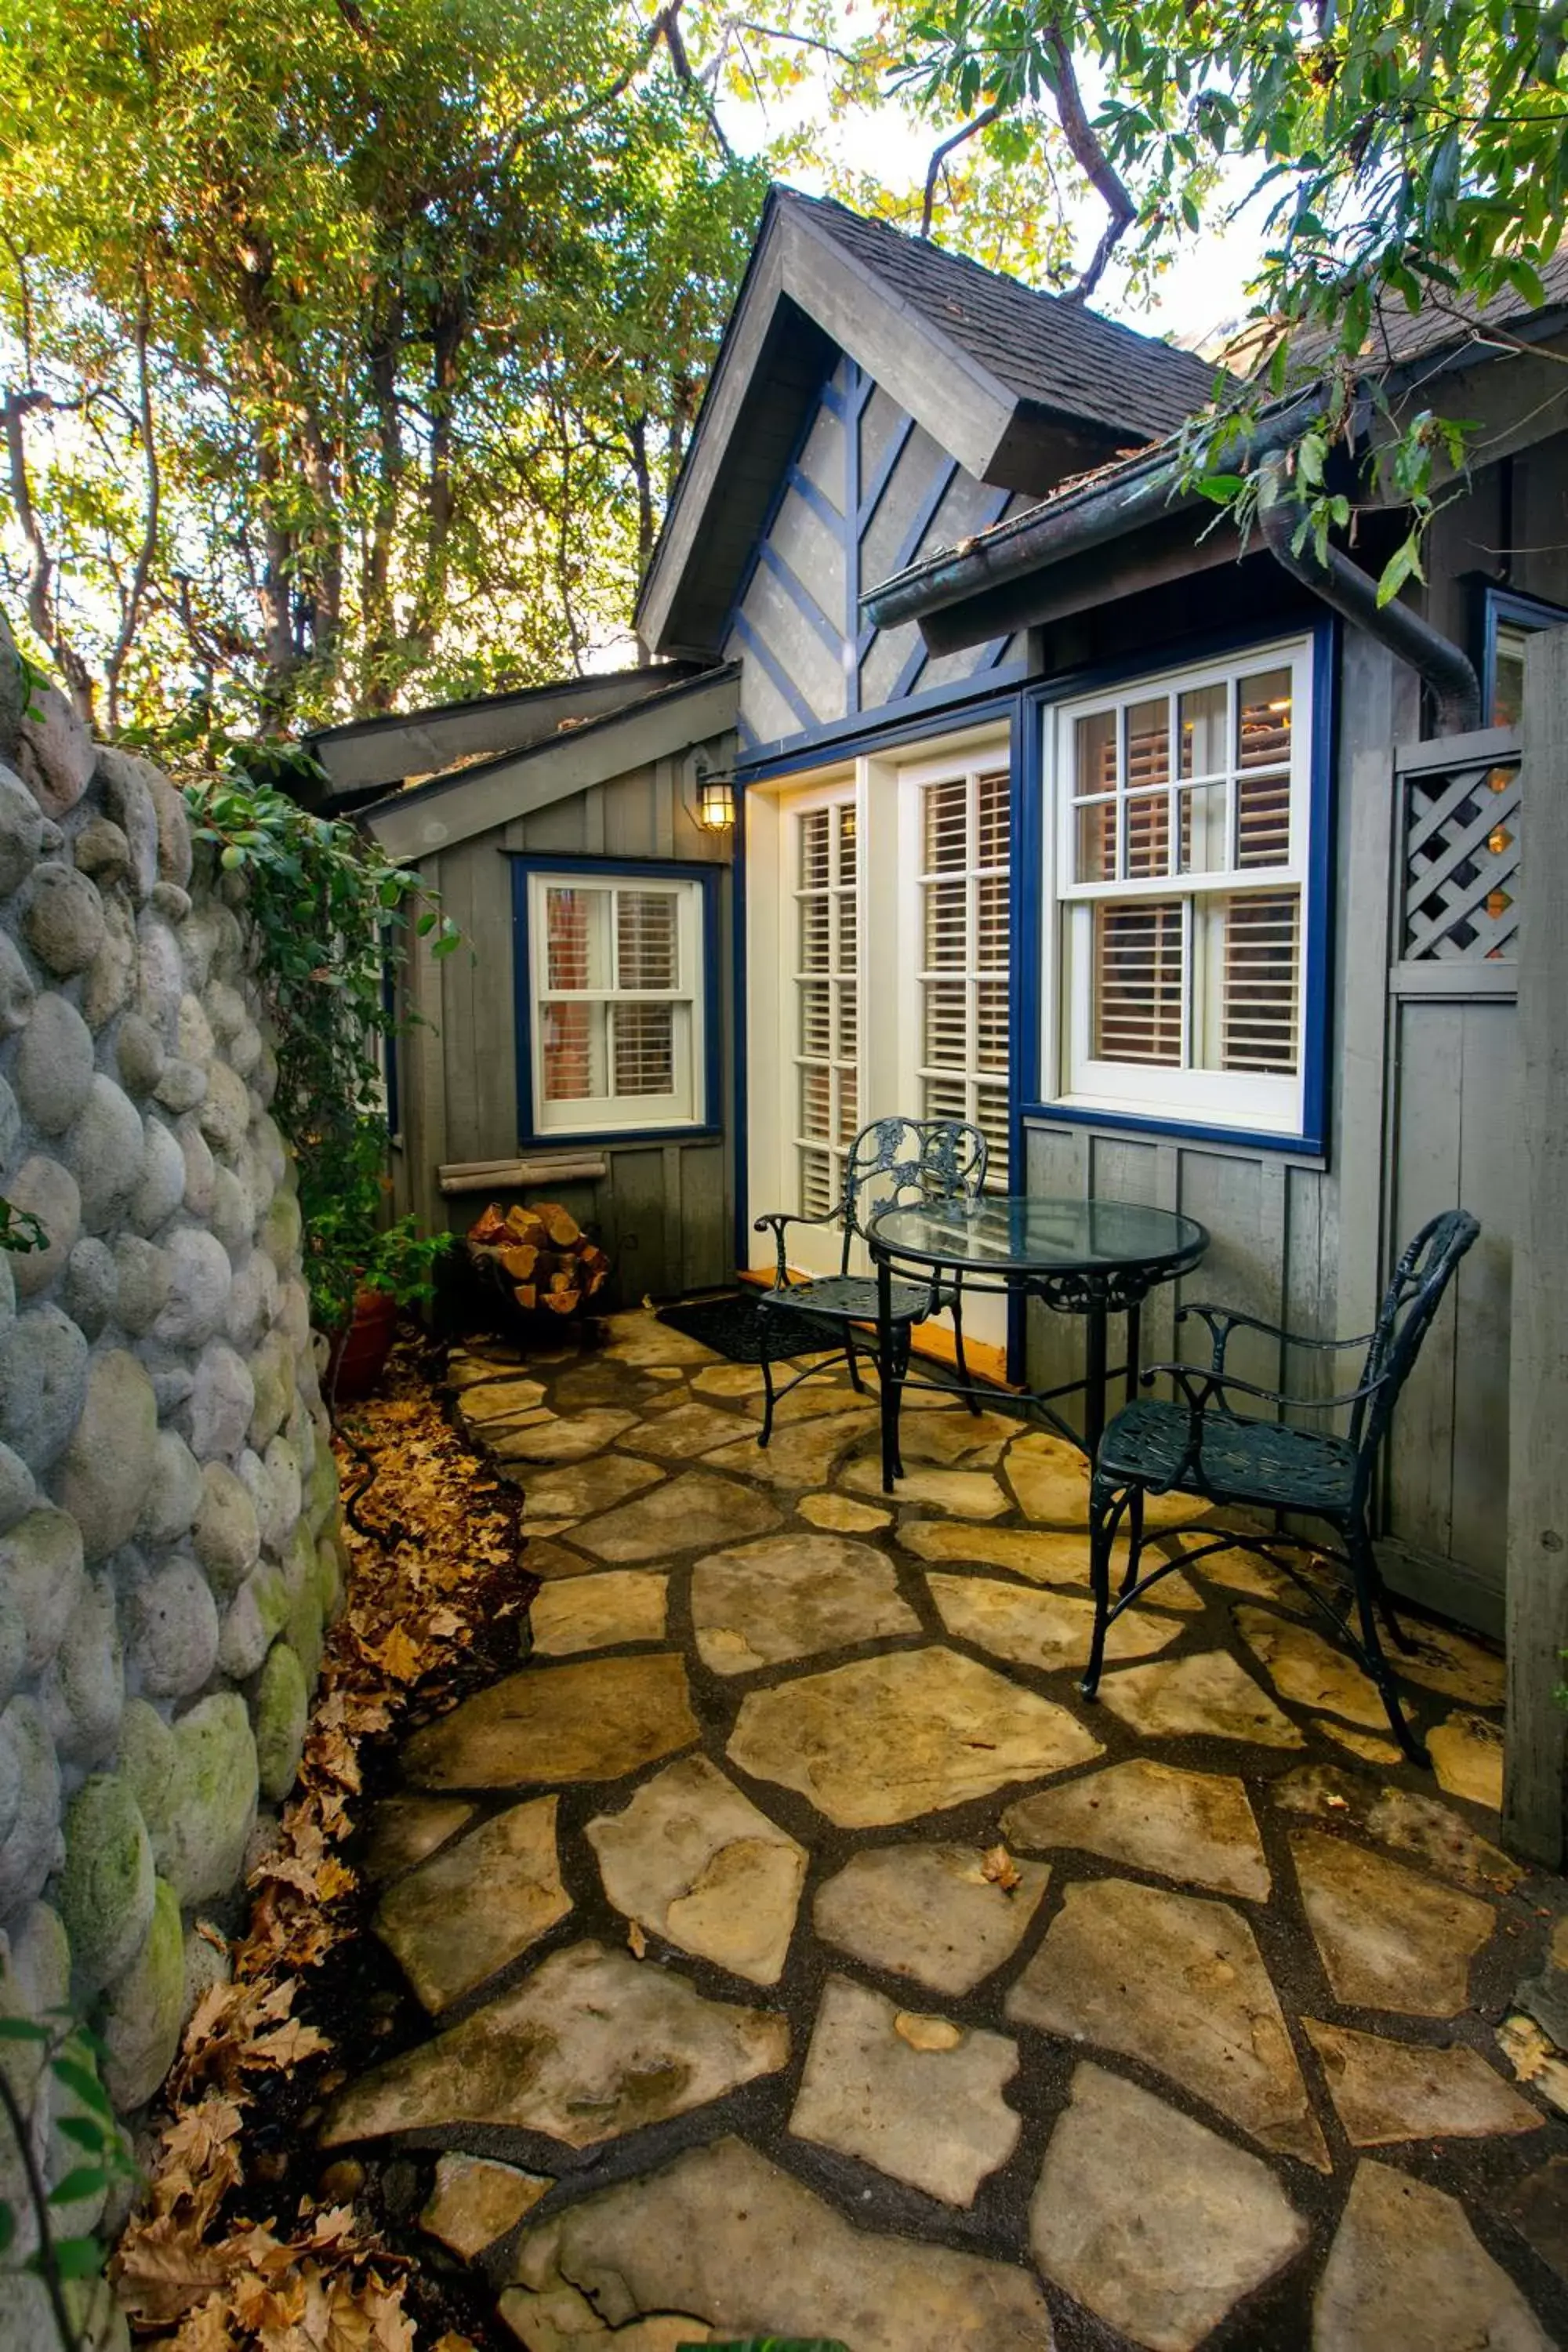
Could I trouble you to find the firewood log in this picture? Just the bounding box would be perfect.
[541,1205,582,1248]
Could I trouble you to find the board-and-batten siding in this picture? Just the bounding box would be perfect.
[393,750,735,1310]
[725,351,1029,757]
[1022,628,1515,1639]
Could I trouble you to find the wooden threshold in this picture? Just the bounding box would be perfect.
[735,1264,1017,1392]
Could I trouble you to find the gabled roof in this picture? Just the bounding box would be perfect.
[636,185,1226,660]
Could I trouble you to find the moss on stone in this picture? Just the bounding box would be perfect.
[100,1878,183,2110]
[253,1640,307,1802]
[58,1774,154,1994]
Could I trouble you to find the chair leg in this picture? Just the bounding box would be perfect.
[886,1324,910,1481]
[844,1326,866,1393]
[951,1279,979,1414]
[1120,1486,1146,1599]
[757,1309,777,1450]
[1082,1480,1118,1700]
[1348,1524,1428,1765]
[1376,1579,1420,1656]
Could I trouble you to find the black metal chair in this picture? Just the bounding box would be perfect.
[1080,1209,1481,1763]
[753,1116,988,1461]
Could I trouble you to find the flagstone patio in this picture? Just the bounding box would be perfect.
[328,1309,1568,2350]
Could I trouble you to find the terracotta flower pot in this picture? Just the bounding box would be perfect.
[328,1287,398,1401]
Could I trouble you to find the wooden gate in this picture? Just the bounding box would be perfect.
[1378,725,1522,1636]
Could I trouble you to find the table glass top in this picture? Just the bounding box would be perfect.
[871,1192,1208,1274]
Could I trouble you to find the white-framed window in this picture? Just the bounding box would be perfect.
[524,869,709,1137]
[1046,635,1315,1138]
[913,762,1011,1184]
[792,791,859,1218]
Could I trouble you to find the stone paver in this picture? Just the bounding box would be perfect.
[1392,1623,1506,1708]
[814,1842,1050,1995]
[1292,1830,1496,2016]
[1236,1604,1389,1728]
[889,1406,1019,1466]
[1303,2020,1542,2146]
[323,1941,789,2149]
[529,1571,668,1656]
[456,1374,547,1418]
[617,1399,751,1457]
[362,1794,475,1882]
[707,1412,884,1494]
[839,1457,1011,1517]
[1097,1649,1305,1746]
[586,1755,807,1985]
[600,1315,720,1367]
[1428,1710,1505,1809]
[573,1470,782,1562]
[798,1490,891,1533]
[1314,2159,1554,2350]
[1030,2063,1308,2352]
[691,1532,919,1673]
[898,1516,1205,1606]
[403,1653,699,1788]
[491,1407,639,1462]
[789,1975,1021,2206]
[519,1536,601,1581]
[728,1645,1102,1827]
[927,1569,1185,1671]
[691,1362,769,1397]
[1005,1430,1210,1530]
[1272,1766,1521,1896]
[506,2136,1055,2352]
[1002,1758,1271,1901]
[421,2154,554,2259]
[517,1454,664,1523]
[374,1795,571,2012]
[1007,1876,1330,2167]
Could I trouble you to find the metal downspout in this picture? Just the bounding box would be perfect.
[1257,459,1481,734]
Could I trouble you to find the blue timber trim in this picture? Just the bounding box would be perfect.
[844,359,862,717]
[730,611,821,736]
[731,774,752,1278]
[785,464,844,539]
[1478,580,1568,723]
[508,852,724,1151]
[738,663,1029,782]
[757,541,841,659]
[858,412,916,535]
[1014,609,1338,1163]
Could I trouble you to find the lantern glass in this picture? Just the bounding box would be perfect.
[697,775,735,830]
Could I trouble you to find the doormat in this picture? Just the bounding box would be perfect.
[656,1290,847,1364]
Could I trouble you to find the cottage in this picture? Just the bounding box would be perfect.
[322,188,1568,1853]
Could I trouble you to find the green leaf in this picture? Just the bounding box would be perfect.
[49,2057,112,2118]
[45,2236,106,2281]
[1376,536,1426,607]
[48,2167,111,2206]
[0,2018,52,2044]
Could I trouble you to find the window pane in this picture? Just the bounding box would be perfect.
[616,891,677,991]
[922,1074,968,1126]
[546,887,608,990]
[1124,789,1171,878]
[976,872,1008,968]
[837,980,858,1061]
[837,803,858,887]
[1236,768,1292,867]
[1093,901,1183,1065]
[1238,668,1291,768]
[1179,780,1228,873]
[1493,622,1529,728]
[1125,696,1171,792]
[612,1003,674,1096]
[924,878,966,968]
[838,885,857,967]
[976,981,1008,1072]
[800,1064,831,1139]
[1219,891,1300,1074]
[924,779,967,871]
[542,1001,603,1100]
[977,771,1010,867]
[1075,709,1117,794]
[924,980,967,1069]
[800,1147,836,1218]
[835,1069,859,1145]
[800,980,830,1058]
[1076,798,1116,884]
[1179,681,1227,779]
[800,808,831,889]
[800,894,830,972]
[975,1085,1010,1186]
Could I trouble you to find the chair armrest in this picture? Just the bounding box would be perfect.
[1142,1359,1389,1415]
[753,1204,846,1287]
[1177,1303,1377,1377]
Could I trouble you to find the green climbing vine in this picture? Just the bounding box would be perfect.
[183,739,459,1332]
[0,2014,138,2352]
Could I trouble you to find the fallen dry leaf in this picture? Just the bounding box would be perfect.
[894,2012,964,2052]
[981,1843,1022,1893]
[627,1920,648,1960]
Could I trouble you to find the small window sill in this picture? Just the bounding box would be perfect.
[1022,1099,1326,1166]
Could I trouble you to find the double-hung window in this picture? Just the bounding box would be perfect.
[519,866,711,1138]
[1048,635,1316,1142]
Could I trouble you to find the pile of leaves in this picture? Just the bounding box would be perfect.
[109,1338,531,2351]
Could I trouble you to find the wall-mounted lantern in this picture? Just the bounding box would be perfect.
[694,761,736,832]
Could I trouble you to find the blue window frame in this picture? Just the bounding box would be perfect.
[1479,583,1568,728]
[1015,617,1335,1160]
[510,855,722,1148]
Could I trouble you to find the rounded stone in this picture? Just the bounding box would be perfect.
[23,861,105,976]
[16,678,93,819]
[0,1305,89,1470]
[0,1076,20,1174]
[187,1341,254,1462]
[152,1055,206,1116]
[14,993,93,1134]
[152,880,191,923]
[225,1250,277,1352]
[126,1555,219,1700]
[95,747,161,902]
[157,1693,257,1906]
[134,914,183,1044]
[57,1773,155,1994]
[0,763,44,895]
[198,1062,250,1159]
[253,1640,308,1803]
[209,1165,252,1256]
[131,1116,184,1236]
[0,1251,13,1330]
[65,1074,146,1230]
[100,1876,182,2109]
[63,1237,118,1338]
[181,1920,230,2027]
[176,993,214,1066]
[136,1428,203,1547]
[54,1350,158,1559]
[146,768,193,888]
[81,889,137,1030]
[149,1367,193,1418]
[218,1564,288,1680]
[72,815,131,884]
[152,1225,231,1348]
[0,931,36,1036]
[0,1507,86,1674]
[39,1572,122,1765]
[114,1012,165,1098]
[111,1235,171,1335]
[317,1530,345,1625]
[5,1156,80,1298]
[278,1272,311,1356]
[192,1462,260,1599]
[0,1697,61,1917]
[0,1443,35,1536]
[177,1116,215,1217]
[228,1019,263,1080]
[246,1331,294,1451]
[256,1436,302,1554]
[260,1190,303,1270]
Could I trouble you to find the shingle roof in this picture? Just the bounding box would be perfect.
[1294,248,1568,373]
[786,191,1222,441]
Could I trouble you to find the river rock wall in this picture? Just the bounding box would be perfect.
[0,628,342,2292]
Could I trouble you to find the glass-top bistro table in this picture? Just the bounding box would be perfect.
[868,1193,1210,1491]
